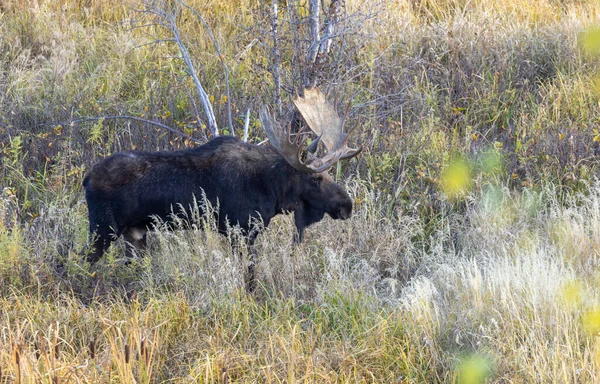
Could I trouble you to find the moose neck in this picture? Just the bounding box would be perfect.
[262,153,325,242]
[266,156,305,215]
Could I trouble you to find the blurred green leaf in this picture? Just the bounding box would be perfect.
[580,27,600,56]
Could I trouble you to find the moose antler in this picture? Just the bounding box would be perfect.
[260,107,314,172]
[293,88,362,161]
[260,88,362,173]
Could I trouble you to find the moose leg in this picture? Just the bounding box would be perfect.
[246,231,260,292]
[87,228,113,263]
[293,206,307,243]
[123,226,148,259]
[86,204,119,263]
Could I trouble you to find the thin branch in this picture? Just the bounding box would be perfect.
[130,38,176,51]
[243,109,251,143]
[234,38,258,62]
[272,0,282,114]
[182,1,234,135]
[70,116,204,144]
[126,22,167,30]
[167,11,219,136]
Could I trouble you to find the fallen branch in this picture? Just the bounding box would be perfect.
[57,115,204,144]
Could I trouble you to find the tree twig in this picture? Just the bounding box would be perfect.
[67,115,204,144]
[272,0,282,114]
[243,109,250,142]
[182,2,234,135]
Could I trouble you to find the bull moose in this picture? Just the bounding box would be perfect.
[83,88,362,288]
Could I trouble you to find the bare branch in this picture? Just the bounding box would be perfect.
[142,0,219,137]
[48,115,204,144]
[168,14,219,136]
[272,0,282,115]
[306,0,321,65]
[243,109,251,143]
[182,2,234,135]
[130,39,176,52]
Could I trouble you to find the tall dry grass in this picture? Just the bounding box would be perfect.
[2,179,600,381]
[2,0,600,381]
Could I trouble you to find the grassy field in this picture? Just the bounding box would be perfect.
[2,0,600,382]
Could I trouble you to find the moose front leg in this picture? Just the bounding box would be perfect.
[293,204,324,243]
[293,205,307,243]
[88,230,112,263]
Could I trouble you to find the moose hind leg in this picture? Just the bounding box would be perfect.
[123,226,148,259]
[245,231,261,292]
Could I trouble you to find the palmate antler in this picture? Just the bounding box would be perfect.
[260,88,363,173]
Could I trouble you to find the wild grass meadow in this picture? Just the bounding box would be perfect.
[2,0,600,382]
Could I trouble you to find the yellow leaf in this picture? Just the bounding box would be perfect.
[440,157,472,200]
[457,354,493,384]
[581,27,600,56]
[559,280,583,307]
[583,307,600,335]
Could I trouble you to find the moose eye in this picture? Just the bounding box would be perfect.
[310,177,322,186]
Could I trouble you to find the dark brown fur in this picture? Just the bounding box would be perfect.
[83,136,354,289]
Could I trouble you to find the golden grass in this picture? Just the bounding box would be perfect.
[1,181,600,381]
[2,0,600,381]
